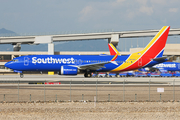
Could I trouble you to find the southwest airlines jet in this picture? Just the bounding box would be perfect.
[5,26,170,78]
[152,62,180,72]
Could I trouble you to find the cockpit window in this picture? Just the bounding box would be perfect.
[12,59,18,62]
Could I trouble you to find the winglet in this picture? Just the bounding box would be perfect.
[108,43,121,55]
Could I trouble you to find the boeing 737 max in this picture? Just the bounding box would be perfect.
[5,26,170,77]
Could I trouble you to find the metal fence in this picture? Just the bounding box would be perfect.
[0,79,180,102]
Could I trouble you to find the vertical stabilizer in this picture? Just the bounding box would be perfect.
[112,26,170,72]
[140,26,170,58]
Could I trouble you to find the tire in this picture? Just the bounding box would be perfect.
[20,73,24,78]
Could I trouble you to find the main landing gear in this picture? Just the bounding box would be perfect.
[84,72,92,77]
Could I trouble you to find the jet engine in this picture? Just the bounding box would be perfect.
[60,66,78,75]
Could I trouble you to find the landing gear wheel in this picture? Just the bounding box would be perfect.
[20,73,24,78]
[84,73,88,77]
[84,73,92,77]
[89,73,92,77]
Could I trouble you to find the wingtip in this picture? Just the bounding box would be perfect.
[108,43,121,56]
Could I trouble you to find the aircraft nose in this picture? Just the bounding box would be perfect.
[5,61,12,69]
[5,62,10,68]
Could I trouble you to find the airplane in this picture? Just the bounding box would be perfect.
[152,62,180,72]
[5,26,170,78]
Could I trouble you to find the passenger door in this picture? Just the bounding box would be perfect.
[138,58,142,67]
[24,57,29,66]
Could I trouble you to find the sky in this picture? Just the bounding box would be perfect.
[0,0,180,51]
[0,0,180,33]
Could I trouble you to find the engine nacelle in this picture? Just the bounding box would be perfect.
[60,66,78,75]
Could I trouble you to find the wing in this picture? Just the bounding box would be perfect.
[70,61,117,71]
[79,62,111,70]
[69,53,119,71]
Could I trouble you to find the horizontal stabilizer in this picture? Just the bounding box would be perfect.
[152,55,174,62]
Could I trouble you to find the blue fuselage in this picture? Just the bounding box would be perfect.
[5,54,163,73]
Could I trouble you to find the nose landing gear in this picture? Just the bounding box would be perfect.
[20,73,24,78]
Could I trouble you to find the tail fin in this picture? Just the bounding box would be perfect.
[109,26,170,58]
[108,43,121,55]
[111,26,170,72]
[141,26,170,58]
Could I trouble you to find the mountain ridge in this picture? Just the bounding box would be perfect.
[0,28,18,36]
